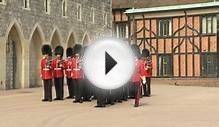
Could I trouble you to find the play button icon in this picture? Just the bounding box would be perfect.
[105,52,117,75]
[83,38,135,90]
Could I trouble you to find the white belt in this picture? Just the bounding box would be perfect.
[54,68,62,70]
[73,68,81,71]
[66,69,72,71]
[43,68,50,71]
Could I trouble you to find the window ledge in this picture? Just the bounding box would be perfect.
[62,16,68,18]
[0,2,6,5]
[45,12,50,15]
[22,7,31,11]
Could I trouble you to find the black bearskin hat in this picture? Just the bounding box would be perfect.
[66,47,73,57]
[73,44,82,55]
[41,44,52,56]
[142,48,150,57]
[131,44,140,58]
[54,45,64,57]
[80,46,88,56]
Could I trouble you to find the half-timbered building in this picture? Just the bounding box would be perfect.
[113,0,219,86]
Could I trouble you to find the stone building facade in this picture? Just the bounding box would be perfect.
[0,0,112,90]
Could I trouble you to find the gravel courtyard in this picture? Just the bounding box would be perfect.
[0,84,219,127]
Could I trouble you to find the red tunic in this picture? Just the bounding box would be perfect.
[71,56,83,79]
[131,58,144,83]
[63,58,72,78]
[40,57,53,80]
[51,58,64,78]
[142,60,153,78]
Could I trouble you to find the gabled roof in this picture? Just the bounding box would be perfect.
[125,1,219,14]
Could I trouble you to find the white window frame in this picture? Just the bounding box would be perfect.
[44,0,51,14]
[23,0,30,10]
[62,0,67,18]
[91,7,95,24]
[103,12,107,26]
[0,0,6,5]
[77,4,82,21]
[115,23,128,39]
[202,16,217,34]
[158,19,172,36]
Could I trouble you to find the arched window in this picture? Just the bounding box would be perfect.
[77,4,82,21]
[45,0,51,14]
[103,12,107,26]
[62,0,67,17]
[23,0,30,9]
[0,0,5,4]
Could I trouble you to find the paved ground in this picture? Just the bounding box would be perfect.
[0,84,219,127]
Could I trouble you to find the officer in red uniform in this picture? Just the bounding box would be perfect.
[72,44,84,103]
[41,44,53,102]
[131,44,144,107]
[51,46,64,100]
[141,49,153,97]
[64,47,74,99]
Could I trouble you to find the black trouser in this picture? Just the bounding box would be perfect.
[131,82,141,106]
[96,88,106,106]
[83,79,92,101]
[106,90,115,104]
[73,79,83,101]
[115,87,123,101]
[128,82,134,98]
[43,79,52,100]
[66,78,73,98]
[122,83,129,100]
[146,77,151,96]
[54,77,64,99]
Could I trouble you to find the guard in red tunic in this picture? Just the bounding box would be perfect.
[141,49,153,97]
[51,46,64,100]
[40,44,53,102]
[131,44,144,107]
[64,47,74,99]
[72,44,84,103]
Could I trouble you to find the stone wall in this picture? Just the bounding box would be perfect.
[0,0,112,90]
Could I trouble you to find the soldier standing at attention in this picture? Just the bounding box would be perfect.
[141,49,153,97]
[41,44,53,102]
[64,47,74,99]
[72,44,84,103]
[52,46,64,101]
[131,44,144,107]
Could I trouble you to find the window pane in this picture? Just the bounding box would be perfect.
[169,20,172,36]
[213,16,217,33]
[126,25,129,38]
[207,17,212,33]
[202,17,206,34]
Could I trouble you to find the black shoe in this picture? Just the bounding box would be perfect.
[134,104,139,107]
[146,95,151,97]
[73,100,79,103]
[54,98,59,101]
[123,98,128,101]
[110,102,115,105]
[95,105,105,108]
[42,99,48,102]
[79,99,83,103]
[66,96,72,99]
[117,100,122,103]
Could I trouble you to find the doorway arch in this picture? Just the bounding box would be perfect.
[29,26,44,88]
[6,23,23,90]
